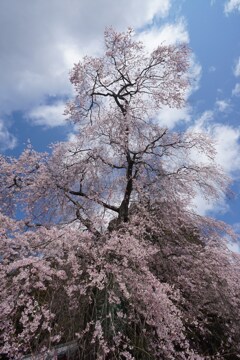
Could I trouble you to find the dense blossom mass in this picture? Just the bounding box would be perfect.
[0,28,240,359]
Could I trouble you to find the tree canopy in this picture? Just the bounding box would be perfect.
[0,28,240,360]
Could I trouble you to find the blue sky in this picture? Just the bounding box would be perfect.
[1,0,240,247]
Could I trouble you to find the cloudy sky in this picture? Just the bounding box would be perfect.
[1,0,240,246]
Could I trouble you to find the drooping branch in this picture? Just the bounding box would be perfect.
[68,188,119,214]
[64,192,100,237]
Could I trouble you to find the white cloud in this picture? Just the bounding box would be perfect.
[192,110,214,129]
[232,83,240,96]
[192,192,229,216]
[188,110,240,215]
[157,106,191,128]
[0,120,17,151]
[188,55,202,94]
[0,0,171,116]
[224,0,240,14]
[138,20,189,51]
[209,65,216,72]
[192,111,240,176]
[233,57,240,77]
[215,99,231,112]
[26,102,67,128]
[213,125,240,174]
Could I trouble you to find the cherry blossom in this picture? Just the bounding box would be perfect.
[0,27,240,359]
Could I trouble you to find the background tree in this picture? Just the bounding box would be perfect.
[0,28,240,360]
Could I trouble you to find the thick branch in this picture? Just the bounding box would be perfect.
[67,189,119,213]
